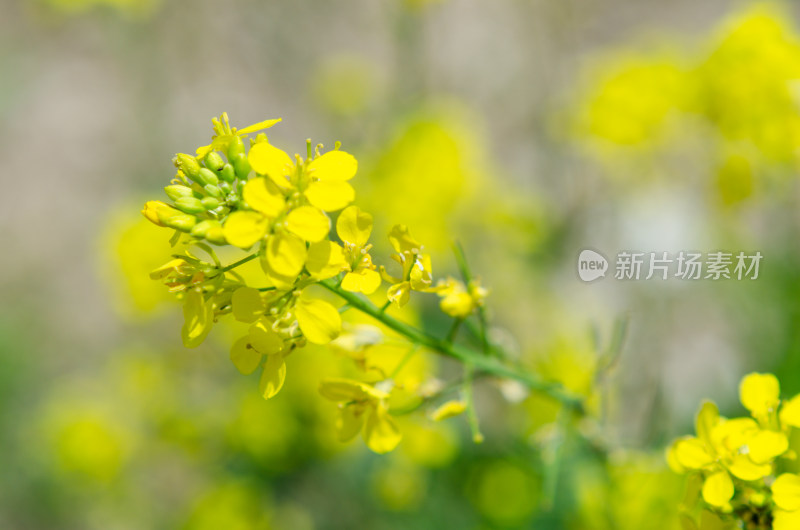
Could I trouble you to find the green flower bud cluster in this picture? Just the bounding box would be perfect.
[143,131,260,245]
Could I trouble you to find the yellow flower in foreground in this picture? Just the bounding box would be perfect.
[430,400,467,421]
[380,225,433,307]
[220,136,357,251]
[194,114,282,158]
[433,277,488,318]
[319,378,401,454]
[669,372,800,523]
[740,372,780,420]
[337,206,381,294]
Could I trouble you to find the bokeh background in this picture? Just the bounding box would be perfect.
[4,0,800,528]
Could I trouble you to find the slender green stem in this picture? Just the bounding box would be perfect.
[464,363,484,443]
[379,300,392,312]
[446,318,463,344]
[217,252,258,274]
[319,280,584,412]
[453,242,491,355]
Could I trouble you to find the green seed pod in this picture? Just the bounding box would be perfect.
[201,197,220,210]
[218,181,232,194]
[174,196,206,214]
[197,168,219,187]
[164,184,194,202]
[204,184,223,198]
[219,163,236,183]
[204,151,225,172]
[163,213,197,232]
[174,153,201,180]
[228,136,245,160]
[231,154,251,179]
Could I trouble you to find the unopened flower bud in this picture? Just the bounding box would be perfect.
[204,151,225,172]
[204,184,223,198]
[201,197,220,210]
[190,219,221,239]
[174,153,201,180]
[174,196,206,214]
[218,181,232,194]
[205,224,226,245]
[163,213,197,232]
[142,200,180,227]
[219,163,236,183]
[231,153,251,179]
[164,184,194,202]
[197,168,219,187]
[228,136,245,160]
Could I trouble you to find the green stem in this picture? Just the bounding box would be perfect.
[217,252,258,274]
[464,363,484,443]
[319,280,584,412]
[453,242,491,355]
[446,318,463,344]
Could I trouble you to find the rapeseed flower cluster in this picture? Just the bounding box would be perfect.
[668,372,800,529]
[141,114,493,453]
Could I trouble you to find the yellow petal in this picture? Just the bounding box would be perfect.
[243,177,285,217]
[295,298,341,345]
[740,372,780,418]
[748,429,788,464]
[229,336,262,375]
[363,404,402,454]
[337,405,366,442]
[319,378,378,402]
[236,118,282,135]
[666,440,686,474]
[774,473,800,511]
[286,206,331,243]
[388,224,421,254]
[674,438,714,469]
[440,292,474,318]
[431,400,467,421]
[336,205,373,247]
[696,401,720,448]
[304,180,355,212]
[774,508,800,530]
[264,232,307,277]
[259,252,297,290]
[248,317,284,355]
[307,150,358,181]
[780,394,800,427]
[341,269,381,295]
[306,241,348,280]
[701,471,734,508]
[181,289,213,348]
[248,142,294,186]
[726,454,771,481]
[222,211,267,249]
[387,282,411,307]
[711,417,758,452]
[259,354,287,400]
[231,287,265,323]
[150,259,188,280]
